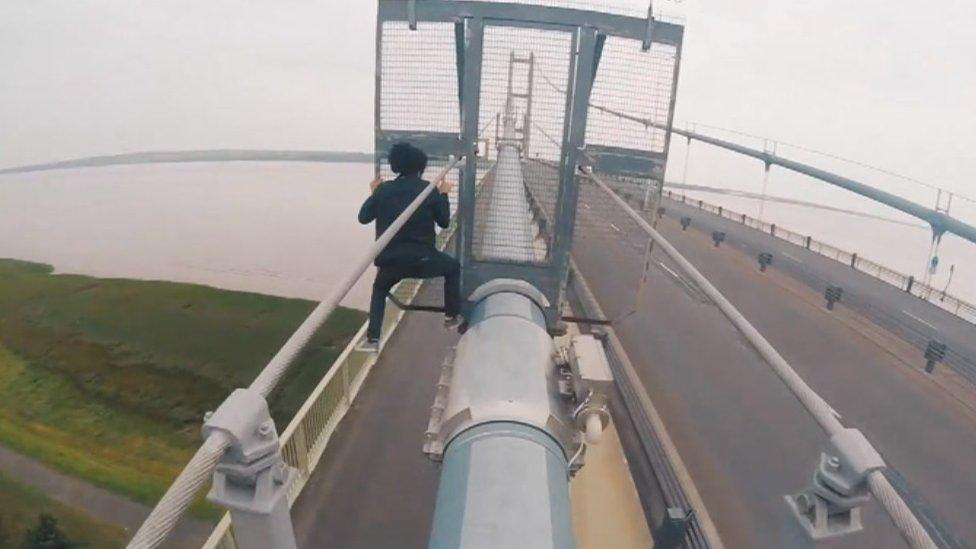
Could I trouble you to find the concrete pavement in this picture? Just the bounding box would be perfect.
[290,285,457,548]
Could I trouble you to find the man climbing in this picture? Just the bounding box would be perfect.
[357,142,461,351]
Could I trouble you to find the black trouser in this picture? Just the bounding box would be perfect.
[367,250,461,340]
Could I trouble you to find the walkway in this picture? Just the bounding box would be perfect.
[291,284,459,548]
[0,444,212,548]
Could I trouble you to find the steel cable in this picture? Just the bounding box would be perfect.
[127,156,463,548]
[586,168,937,549]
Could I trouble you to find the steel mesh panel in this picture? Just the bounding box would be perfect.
[586,38,677,154]
[480,26,571,163]
[379,21,460,133]
[471,25,573,263]
[523,161,651,258]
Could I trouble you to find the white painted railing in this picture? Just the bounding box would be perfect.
[663,189,976,325]
[200,217,458,548]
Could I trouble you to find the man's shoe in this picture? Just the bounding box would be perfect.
[357,338,379,353]
[444,315,461,329]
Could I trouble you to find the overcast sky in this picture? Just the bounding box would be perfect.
[1,0,974,198]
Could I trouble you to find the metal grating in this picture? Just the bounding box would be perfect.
[586,37,677,155]
[379,21,460,133]
[377,20,466,229]
[471,25,574,263]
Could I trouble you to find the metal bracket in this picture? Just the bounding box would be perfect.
[641,2,654,50]
[786,428,885,540]
[203,388,297,549]
[652,507,694,549]
[407,0,417,30]
[566,335,614,445]
[423,349,457,460]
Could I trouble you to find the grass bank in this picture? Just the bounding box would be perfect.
[0,470,127,548]
[0,258,365,514]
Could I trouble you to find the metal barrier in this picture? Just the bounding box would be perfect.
[663,189,976,326]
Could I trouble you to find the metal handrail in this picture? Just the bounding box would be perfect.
[127,156,462,549]
[663,189,976,326]
[589,169,936,549]
[202,247,451,548]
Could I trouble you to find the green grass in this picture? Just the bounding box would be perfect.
[0,470,127,548]
[0,258,366,514]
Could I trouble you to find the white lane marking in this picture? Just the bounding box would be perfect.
[902,310,936,330]
[782,251,802,263]
[659,262,681,279]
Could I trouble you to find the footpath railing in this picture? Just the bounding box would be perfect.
[662,190,976,326]
[201,225,454,548]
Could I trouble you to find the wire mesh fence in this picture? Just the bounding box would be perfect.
[380,21,460,133]
[469,24,575,264]
[586,37,676,156]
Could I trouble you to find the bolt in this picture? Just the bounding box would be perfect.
[827,456,841,471]
[257,421,273,438]
[795,493,815,513]
[273,462,287,484]
[203,411,214,422]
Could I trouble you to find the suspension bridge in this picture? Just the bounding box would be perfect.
[121,2,976,548]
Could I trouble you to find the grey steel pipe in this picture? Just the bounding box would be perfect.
[429,291,574,549]
[586,168,936,549]
[129,156,463,549]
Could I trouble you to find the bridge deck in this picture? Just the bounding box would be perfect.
[287,195,976,548]
[572,196,976,548]
[290,289,457,548]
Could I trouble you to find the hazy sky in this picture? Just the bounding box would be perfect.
[1,0,974,198]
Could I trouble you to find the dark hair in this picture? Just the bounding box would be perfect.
[388,142,428,177]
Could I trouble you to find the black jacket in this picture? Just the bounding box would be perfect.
[358,175,451,266]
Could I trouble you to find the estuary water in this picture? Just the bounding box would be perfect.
[0,160,973,307]
[0,162,376,308]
